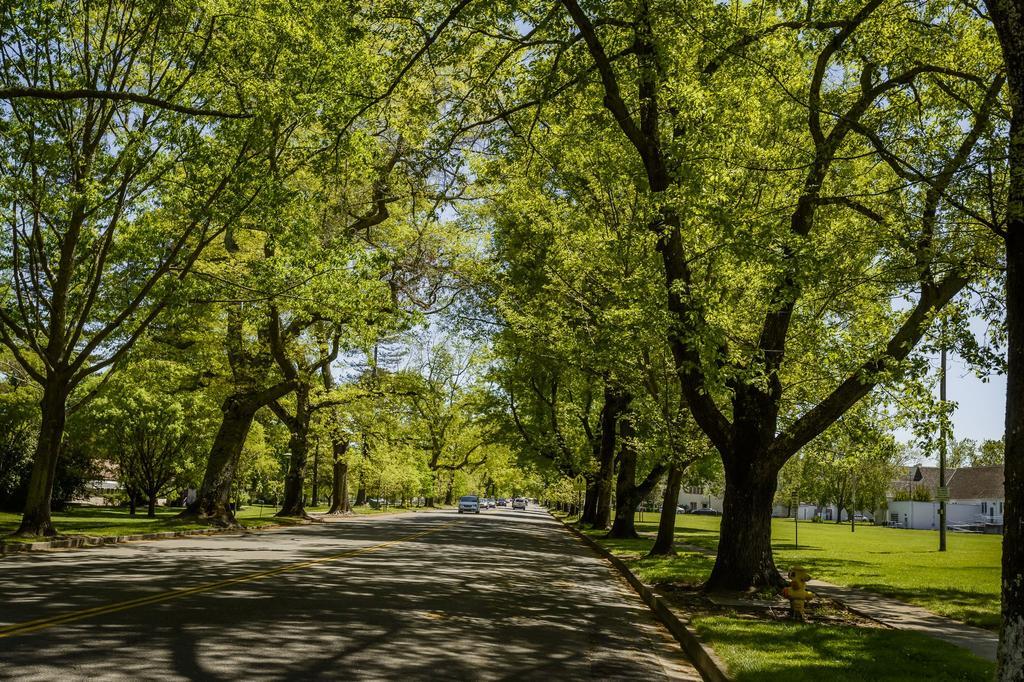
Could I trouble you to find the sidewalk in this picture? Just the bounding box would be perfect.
[808,579,998,662]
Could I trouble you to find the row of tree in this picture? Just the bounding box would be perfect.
[447,0,1020,677]
[1,0,1022,678]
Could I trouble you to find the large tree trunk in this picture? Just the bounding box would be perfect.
[278,430,309,517]
[147,493,157,518]
[1003,183,1024,679]
[608,415,666,539]
[326,440,350,514]
[276,384,312,518]
[706,455,785,590]
[649,464,685,556]
[986,2,1024,677]
[182,392,263,527]
[593,384,629,530]
[15,378,68,537]
[580,477,598,526]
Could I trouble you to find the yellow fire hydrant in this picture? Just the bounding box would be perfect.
[782,565,814,620]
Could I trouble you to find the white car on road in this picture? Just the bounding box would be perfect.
[512,497,527,510]
[458,495,481,514]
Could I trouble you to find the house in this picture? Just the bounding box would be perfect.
[677,486,723,512]
[79,460,121,506]
[882,464,1004,532]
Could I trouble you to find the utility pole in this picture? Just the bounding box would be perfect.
[939,324,948,552]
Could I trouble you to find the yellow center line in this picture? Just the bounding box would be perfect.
[0,520,457,639]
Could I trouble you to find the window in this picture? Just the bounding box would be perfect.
[890,512,899,524]
[982,502,987,514]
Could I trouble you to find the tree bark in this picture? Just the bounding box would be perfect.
[649,464,685,556]
[326,440,350,514]
[608,414,666,539]
[706,455,785,590]
[580,477,599,526]
[443,475,455,506]
[182,383,292,527]
[1002,161,1024,680]
[275,383,312,518]
[147,493,157,518]
[278,431,309,517]
[986,1,1024,676]
[15,378,68,537]
[593,383,629,529]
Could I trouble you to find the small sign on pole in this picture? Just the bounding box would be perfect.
[936,486,950,502]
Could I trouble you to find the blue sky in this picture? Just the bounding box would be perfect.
[927,352,1005,443]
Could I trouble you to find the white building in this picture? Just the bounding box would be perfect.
[677,486,723,512]
[881,464,1004,532]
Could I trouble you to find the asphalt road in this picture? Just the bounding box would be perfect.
[0,507,699,681]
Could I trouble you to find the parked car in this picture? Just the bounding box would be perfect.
[852,513,872,523]
[675,506,689,514]
[512,497,527,510]
[690,508,721,516]
[497,498,507,507]
[458,495,481,514]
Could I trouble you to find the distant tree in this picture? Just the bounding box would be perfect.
[86,361,216,517]
[975,438,1006,466]
[949,438,978,469]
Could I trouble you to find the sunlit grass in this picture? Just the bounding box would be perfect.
[638,514,1001,629]
[565,512,999,679]
[1,504,308,541]
[692,615,994,681]
[574,512,1000,628]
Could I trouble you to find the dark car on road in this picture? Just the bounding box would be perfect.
[690,508,721,516]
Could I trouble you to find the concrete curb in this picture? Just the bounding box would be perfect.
[552,513,732,682]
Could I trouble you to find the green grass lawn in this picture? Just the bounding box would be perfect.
[692,615,994,681]
[628,514,1000,630]
[0,503,404,542]
[571,514,998,680]
[0,501,425,542]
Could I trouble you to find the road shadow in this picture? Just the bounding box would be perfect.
[0,509,679,680]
